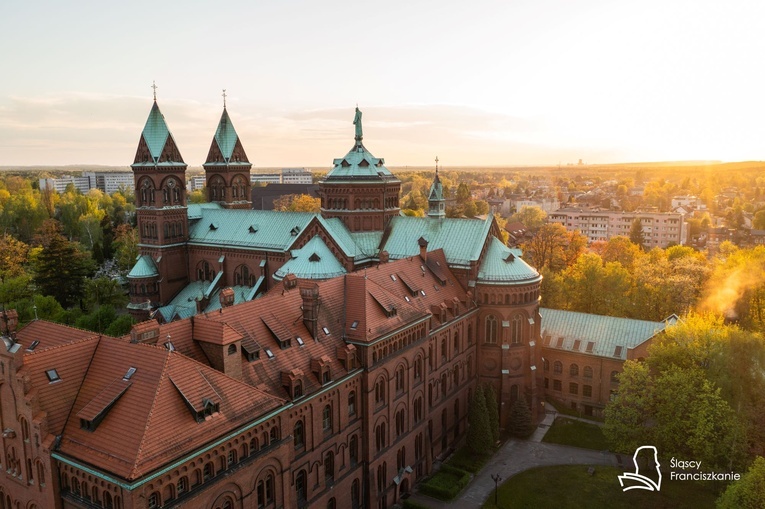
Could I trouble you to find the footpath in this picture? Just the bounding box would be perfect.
[405,410,621,508]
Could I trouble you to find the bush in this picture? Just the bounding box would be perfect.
[508,399,535,437]
[403,499,431,509]
[467,384,493,454]
[419,465,471,501]
[447,447,492,474]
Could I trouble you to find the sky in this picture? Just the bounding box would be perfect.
[1,0,764,167]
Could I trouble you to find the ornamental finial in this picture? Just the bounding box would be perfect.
[151,81,158,101]
[222,89,227,108]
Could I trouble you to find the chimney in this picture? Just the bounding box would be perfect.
[418,237,428,261]
[379,250,390,263]
[283,273,298,291]
[0,309,18,335]
[299,281,320,340]
[219,287,235,308]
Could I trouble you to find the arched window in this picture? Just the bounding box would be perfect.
[235,264,252,286]
[295,470,307,502]
[584,366,593,378]
[414,397,423,423]
[511,315,523,344]
[177,476,188,496]
[375,421,387,452]
[414,356,422,380]
[350,435,359,465]
[203,462,214,481]
[324,451,335,482]
[510,384,519,403]
[485,315,498,343]
[228,344,237,355]
[294,420,304,448]
[554,361,563,374]
[395,365,405,393]
[148,491,160,509]
[453,332,460,354]
[323,405,332,432]
[570,364,579,376]
[327,498,336,509]
[375,378,386,405]
[611,370,620,383]
[104,491,113,509]
[348,391,356,416]
[270,427,279,442]
[352,479,360,508]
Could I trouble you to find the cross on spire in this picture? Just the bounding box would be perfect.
[222,89,227,108]
[151,81,158,101]
[435,156,439,174]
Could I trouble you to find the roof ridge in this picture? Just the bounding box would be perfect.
[23,332,102,355]
[19,318,117,338]
[130,348,171,479]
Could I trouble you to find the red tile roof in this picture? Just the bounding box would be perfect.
[16,320,102,352]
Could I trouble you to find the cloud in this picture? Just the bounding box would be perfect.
[0,94,625,167]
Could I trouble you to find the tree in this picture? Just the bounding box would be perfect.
[598,236,643,271]
[105,314,135,337]
[474,200,490,216]
[83,277,128,312]
[717,456,765,509]
[484,384,500,443]
[33,220,95,308]
[522,223,569,272]
[561,253,633,316]
[604,361,653,454]
[510,206,547,232]
[0,234,29,280]
[507,399,534,438]
[456,183,471,204]
[467,384,492,454]
[113,224,139,272]
[629,218,645,249]
[273,194,321,212]
[753,210,765,230]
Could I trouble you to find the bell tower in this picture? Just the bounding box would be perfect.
[128,86,190,317]
[427,158,446,218]
[203,90,252,209]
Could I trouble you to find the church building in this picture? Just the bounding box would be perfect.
[0,98,674,509]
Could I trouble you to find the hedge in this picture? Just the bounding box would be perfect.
[419,465,471,500]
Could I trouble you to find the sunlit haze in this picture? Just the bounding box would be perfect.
[2,0,764,167]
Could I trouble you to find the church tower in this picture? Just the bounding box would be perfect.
[319,107,401,232]
[203,92,252,209]
[427,160,446,218]
[128,90,189,319]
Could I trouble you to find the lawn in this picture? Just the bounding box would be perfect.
[482,465,718,509]
[541,417,610,450]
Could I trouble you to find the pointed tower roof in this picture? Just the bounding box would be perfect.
[427,164,446,218]
[205,107,251,166]
[323,107,399,182]
[132,101,185,166]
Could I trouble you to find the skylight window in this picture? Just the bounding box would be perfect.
[26,340,40,352]
[613,346,623,357]
[323,327,330,336]
[164,342,175,351]
[404,296,410,302]
[46,369,60,383]
[265,349,274,359]
[296,337,304,346]
[586,341,595,353]
[420,290,426,296]
[390,274,397,282]
[350,321,359,330]
[123,367,137,381]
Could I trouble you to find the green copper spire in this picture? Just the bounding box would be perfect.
[428,157,445,218]
[353,106,363,143]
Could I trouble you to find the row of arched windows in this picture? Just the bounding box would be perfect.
[61,475,121,509]
[482,288,539,306]
[547,361,595,379]
[484,314,525,344]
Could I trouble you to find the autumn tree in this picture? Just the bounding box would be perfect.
[522,223,586,273]
[510,205,547,232]
[273,194,321,213]
[0,234,29,281]
[113,224,139,272]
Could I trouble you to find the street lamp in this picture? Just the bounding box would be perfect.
[491,473,502,505]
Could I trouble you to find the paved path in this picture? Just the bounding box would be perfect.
[406,411,621,508]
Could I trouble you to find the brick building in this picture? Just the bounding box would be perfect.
[0,98,674,509]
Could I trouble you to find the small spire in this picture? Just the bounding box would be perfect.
[435,156,439,175]
[222,88,227,109]
[151,81,158,102]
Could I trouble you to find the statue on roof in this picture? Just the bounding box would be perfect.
[353,106,363,141]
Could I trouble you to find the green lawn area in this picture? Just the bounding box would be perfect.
[541,417,610,450]
[482,465,718,509]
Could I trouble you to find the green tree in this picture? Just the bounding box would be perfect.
[474,200,490,216]
[753,210,765,230]
[629,218,645,249]
[717,456,765,509]
[456,183,471,204]
[33,220,95,308]
[113,224,139,272]
[467,384,492,454]
[507,399,534,438]
[83,277,128,312]
[484,383,500,443]
[604,361,654,454]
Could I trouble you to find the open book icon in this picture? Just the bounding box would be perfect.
[618,445,662,491]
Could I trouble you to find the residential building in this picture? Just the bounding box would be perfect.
[548,207,687,247]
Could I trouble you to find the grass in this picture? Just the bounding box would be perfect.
[541,417,610,451]
[482,465,718,509]
[545,398,605,422]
